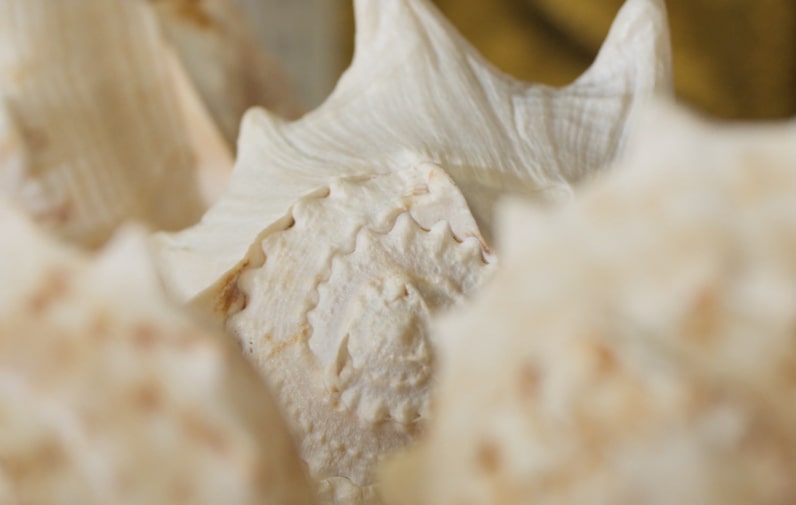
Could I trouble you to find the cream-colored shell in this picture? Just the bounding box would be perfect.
[195,164,495,504]
[151,0,671,502]
[153,0,672,304]
[0,201,316,505]
[146,0,303,143]
[0,0,205,248]
[380,103,796,505]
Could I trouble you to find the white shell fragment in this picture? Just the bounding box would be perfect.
[151,0,671,502]
[0,201,316,505]
[154,0,672,303]
[0,0,206,248]
[146,0,303,143]
[380,103,796,505]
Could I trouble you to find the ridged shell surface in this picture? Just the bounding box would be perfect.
[152,0,672,503]
[0,0,205,248]
[154,0,671,303]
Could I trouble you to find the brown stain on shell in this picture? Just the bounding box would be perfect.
[132,382,163,411]
[133,323,159,350]
[180,412,229,456]
[517,362,541,399]
[684,285,721,344]
[32,200,73,227]
[476,441,501,474]
[149,0,215,29]
[27,268,70,313]
[213,260,250,316]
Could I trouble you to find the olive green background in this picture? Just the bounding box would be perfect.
[337,0,796,119]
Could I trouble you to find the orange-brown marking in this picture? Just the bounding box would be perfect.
[132,383,162,411]
[149,0,215,29]
[27,268,70,313]
[33,200,73,226]
[476,442,501,474]
[684,286,720,344]
[213,260,250,316]
[517,362,541,398]
[133,323,159,349]
[181,413,229,455]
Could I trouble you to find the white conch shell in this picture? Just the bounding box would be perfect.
[380,102,796,505]
[151,0,671,502]
[0,201,316,505]
[145,0,303,143]
[0,0,206,248]
[154,0,671,303]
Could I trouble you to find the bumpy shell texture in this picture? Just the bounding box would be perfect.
[0,0,205,248]
[151,0,671,502]
[0,202,315,505]
[380,103,796,505]
[200,164,495,504]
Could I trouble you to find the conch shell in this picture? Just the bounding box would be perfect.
[0,0,206,248]
[380,102,796,505]
[152,0,671,502]
[146,0,303,143]
[0,200,316,505]
[155,0,671,302]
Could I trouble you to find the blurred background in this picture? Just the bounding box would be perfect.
[241,0,796,119]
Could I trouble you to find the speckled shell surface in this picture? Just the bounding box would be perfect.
[0,0,205,248]
[0,202,316,505]
[380,103,796,505]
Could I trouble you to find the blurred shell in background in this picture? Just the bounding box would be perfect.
[0,201,316,505]
[380,102,796,505]
[0,0,207,248]
[147,0,303,144]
